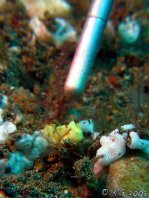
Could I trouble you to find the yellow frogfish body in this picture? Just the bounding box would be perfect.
[43,121,84,143]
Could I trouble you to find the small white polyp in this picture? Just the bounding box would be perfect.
[128,132,149,155]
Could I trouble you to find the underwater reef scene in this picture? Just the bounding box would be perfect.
[0,0,149,197]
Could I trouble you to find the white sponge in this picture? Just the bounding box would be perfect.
[96,132,127,166]
[0,122,17,144]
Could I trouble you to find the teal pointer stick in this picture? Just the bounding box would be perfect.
[64,0,114,96]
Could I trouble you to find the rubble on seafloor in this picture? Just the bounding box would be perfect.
[0,0,149,197]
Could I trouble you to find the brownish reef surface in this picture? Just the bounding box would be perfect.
[0,0,149,197]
